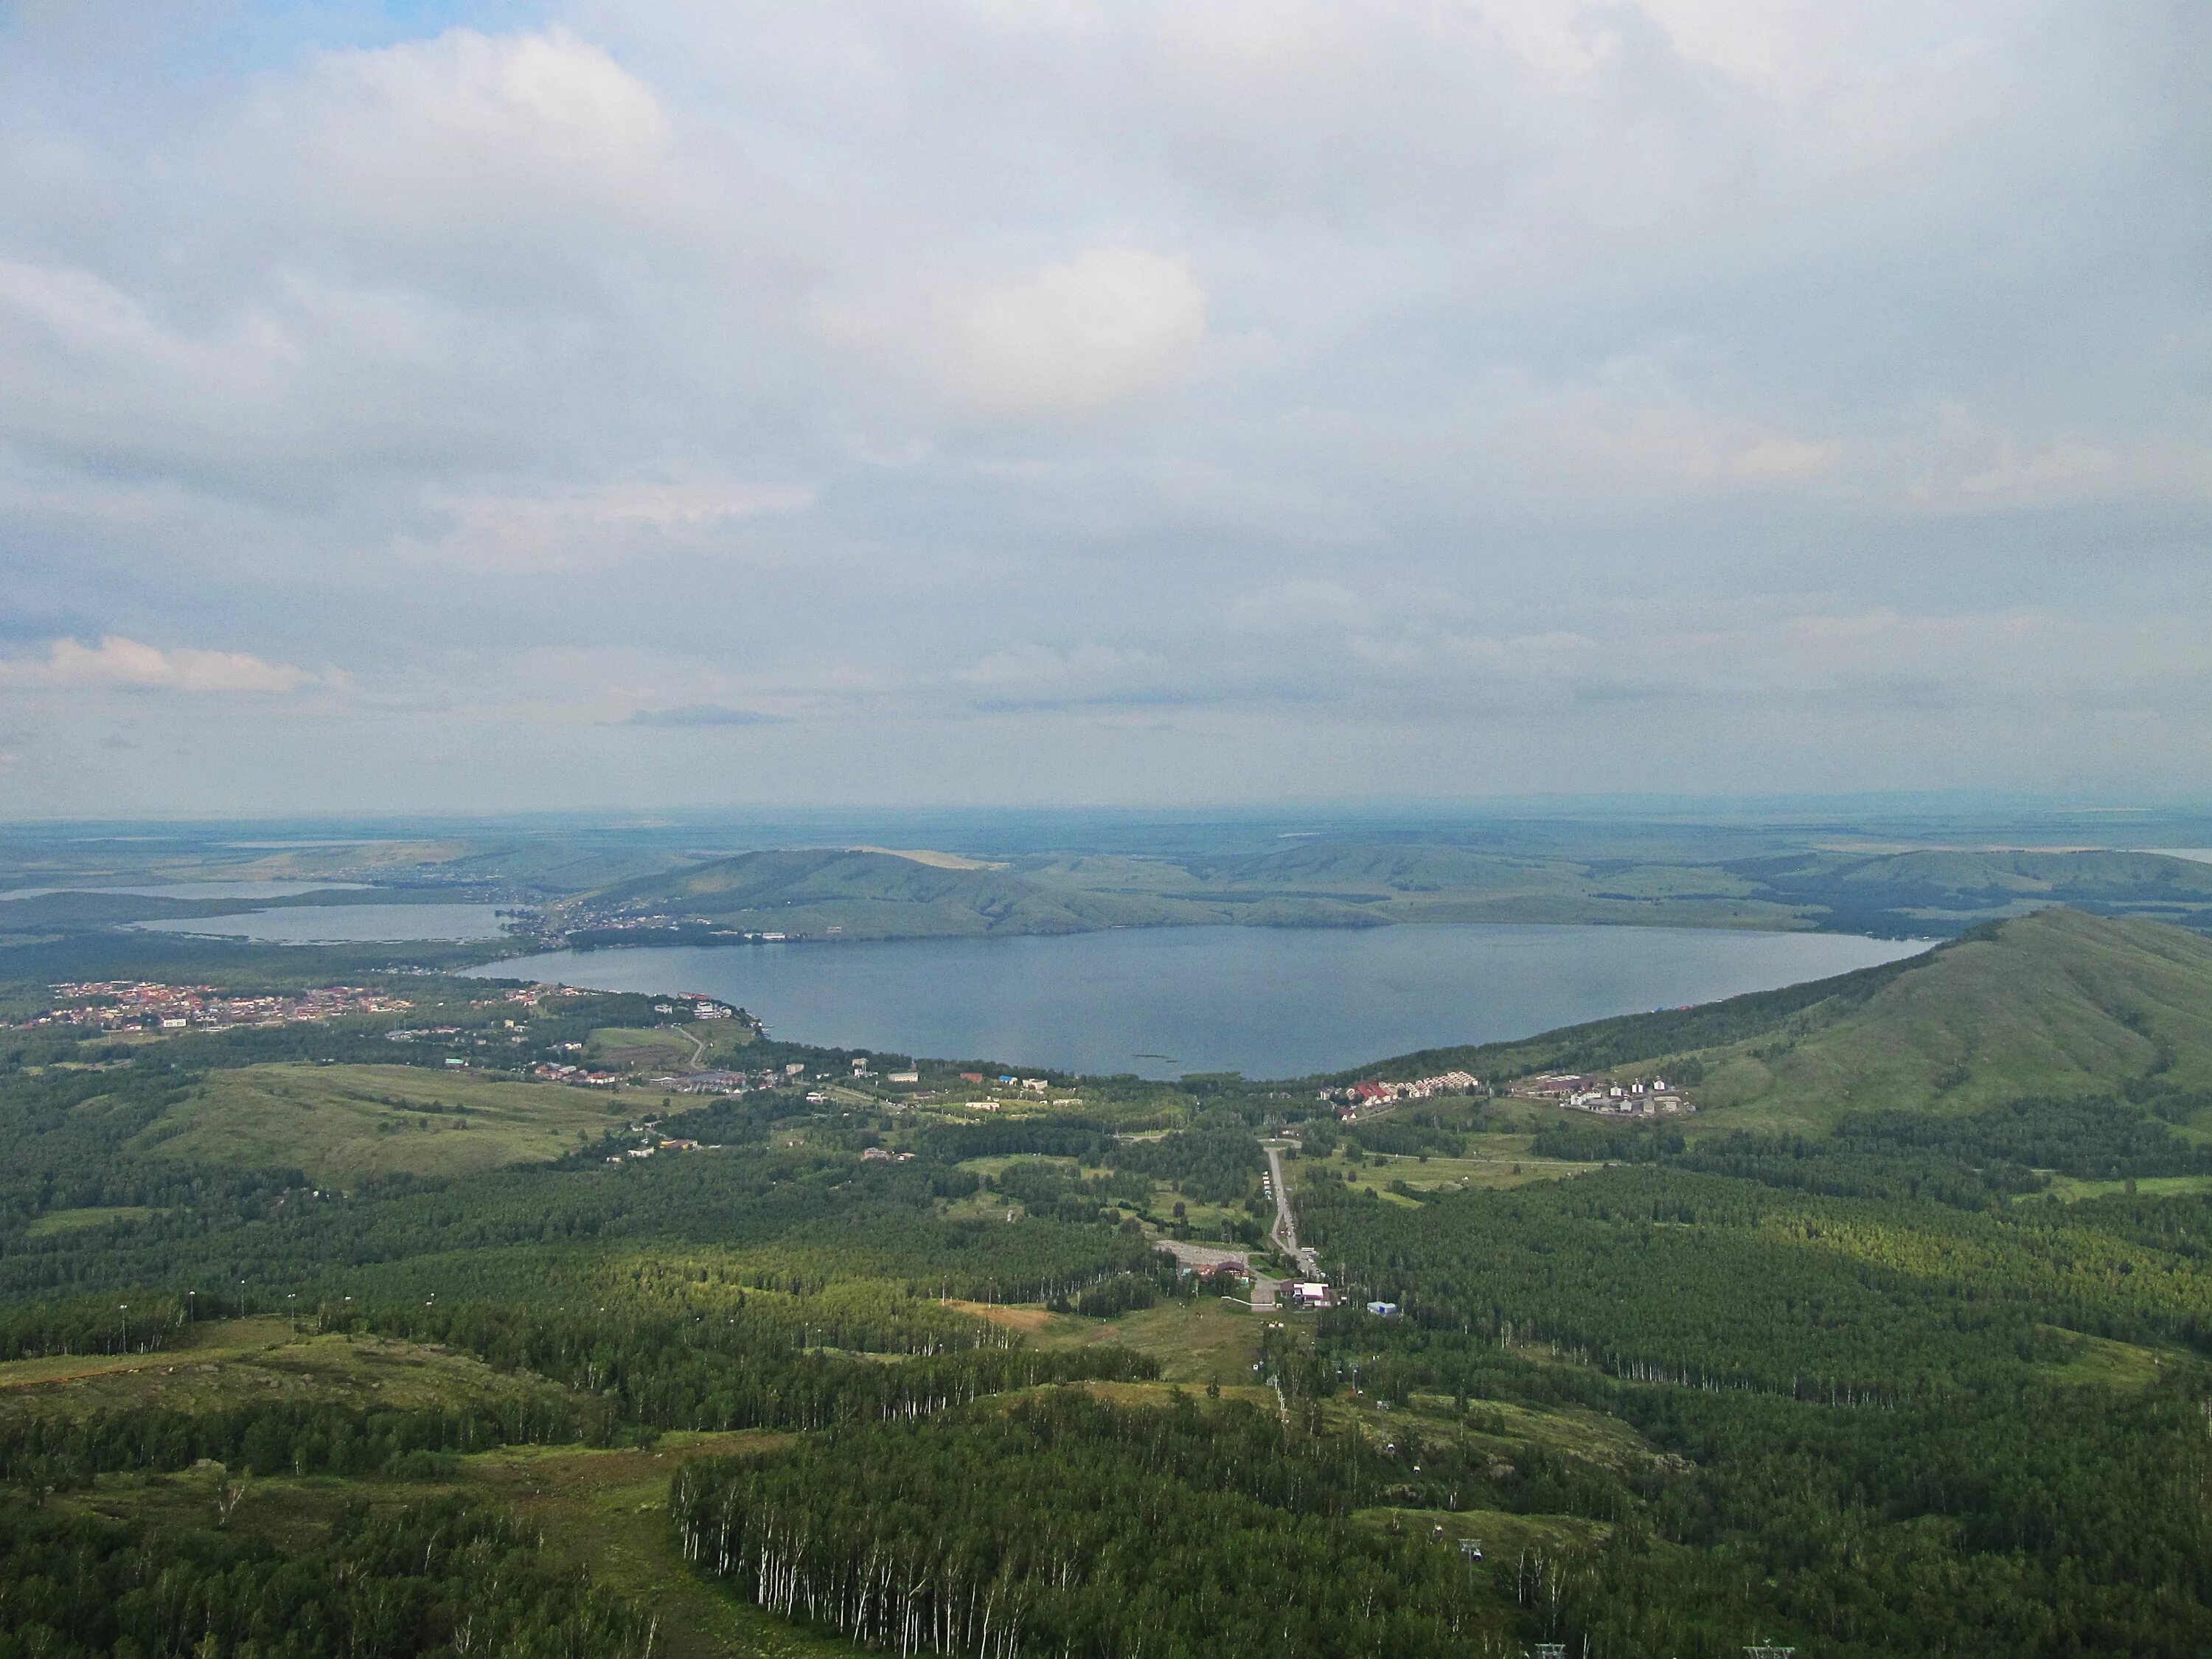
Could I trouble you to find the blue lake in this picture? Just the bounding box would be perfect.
[473,925,1929,1080]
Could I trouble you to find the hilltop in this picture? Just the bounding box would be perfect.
[1363,908,2212,1131]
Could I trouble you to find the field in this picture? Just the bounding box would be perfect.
[126,1062,628,1183]
[589,1022,758,1069]
[461,1437,851,1659]
[2034,1172,2212,1202]
[1032,1297,1271,1385]
[1295,1141,1603,1199]
[0,1317,571,1424]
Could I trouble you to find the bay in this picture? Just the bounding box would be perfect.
[473,923,1928,1079]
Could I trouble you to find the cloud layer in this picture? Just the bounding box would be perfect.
[0,1,2206,813]
[0,637,314,695]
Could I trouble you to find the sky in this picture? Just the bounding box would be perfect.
[1,0,2208,817]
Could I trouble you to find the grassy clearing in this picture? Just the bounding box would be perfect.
[24,1205,159,1238]
[0,1316,568,1425]
[2031,1329,2168,1388]
[1295,1144,1601,1200]
[49,1436,849,1659]
[941,1298,1052,1332]
[60,1465,372,1554]
[461,1435,847,1659]
[1397,1392,1656,1469]
[1032,1298,1271,1387]
[950,1154,1080,1178]
[2034,1172,2212,1202]
[585,1026,734,1072]
[129,1062,626,1184]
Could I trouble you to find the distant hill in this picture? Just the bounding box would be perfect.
[1357,909,2212,1130]
[577,841,2212,943]
[575,848,1388,939]
[1723,847,2212,934]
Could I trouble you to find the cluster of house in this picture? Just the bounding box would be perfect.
[611,1138,702,1162]
[559,909,796,945]
[531,1062,628,1087]
[496,983,590,1011]
[1513,1073,1697,1116]
[29,981,414,1033]
[959,1071,1055,1093]
[1321,1069,1481,1119]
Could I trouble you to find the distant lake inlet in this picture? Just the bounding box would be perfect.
[133,903,514,944]
[472,924,1928,1079]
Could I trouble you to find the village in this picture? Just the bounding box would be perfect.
[1318,1068,1481,1119]
[26,980,415,1033]
[1510,1071,1697,1117]
[1319,1064,1697,1121]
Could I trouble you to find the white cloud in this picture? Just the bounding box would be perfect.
[408,480,818,568]
[933,248,1208,415]
[954,643,1183,707]
[0,636,316,694]
[0,2,2205,807]
[237,27,675,260]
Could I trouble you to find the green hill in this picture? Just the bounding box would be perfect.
[578,841,2212,944]
[1725,846,2212,933]
[577,846,1404,938]
[580,847,1194,938]
[1361,909,2212,1132]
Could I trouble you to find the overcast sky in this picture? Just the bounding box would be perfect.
[2,0,2208,816]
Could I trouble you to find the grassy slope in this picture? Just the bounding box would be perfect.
[127,1062,625,1184]
[0,1317,571,1424]
[1356,910,2212,1129]
[1682,909,2212,1126]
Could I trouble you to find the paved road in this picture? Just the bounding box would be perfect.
[1262,1141,1325,1280]
[1262,1143,1297,1255]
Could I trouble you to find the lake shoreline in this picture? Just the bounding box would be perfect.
[468,921,1929,1080]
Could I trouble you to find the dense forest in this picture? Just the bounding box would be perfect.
[1,1496,657,1659]
[9,911,2212,1655]
[675,1391,1517,1659]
